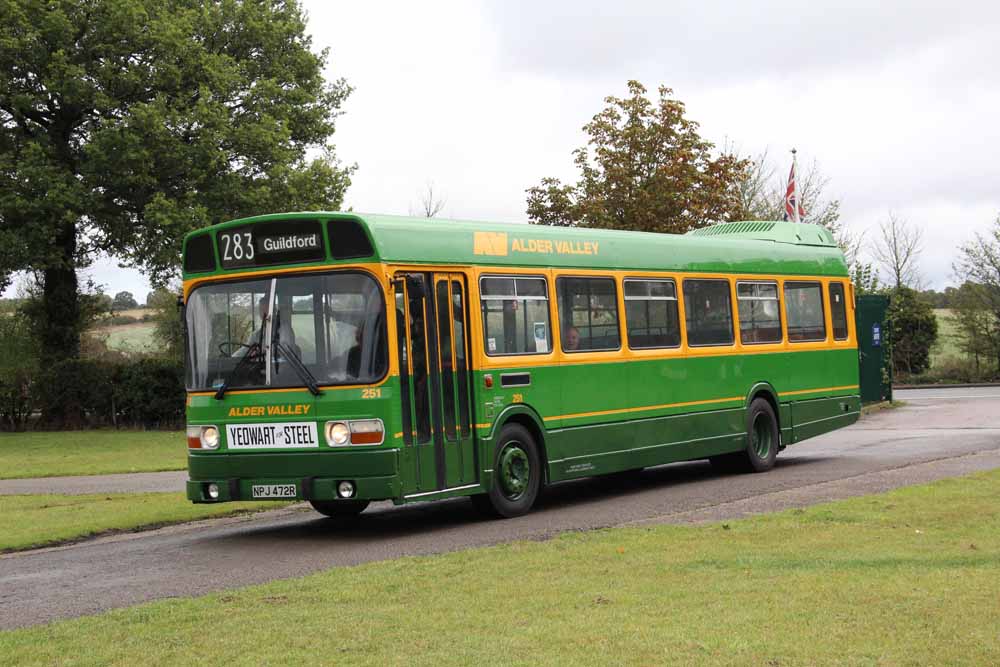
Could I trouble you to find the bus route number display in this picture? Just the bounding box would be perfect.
[217,220,325,269]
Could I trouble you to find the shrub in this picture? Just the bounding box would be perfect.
[30,357,184,430]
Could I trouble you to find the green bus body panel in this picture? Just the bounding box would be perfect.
[182,212,849,279]
[183,213,858,506]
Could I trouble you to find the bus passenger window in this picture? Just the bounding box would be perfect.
[785,282,826,342]
[479,276,551,355]
[682,279,734,346]
[556,277,620,352]
[624,279,680,349]
[737,281,782,344]
[829,282,849,340]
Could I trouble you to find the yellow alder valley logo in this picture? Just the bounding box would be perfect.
[473,231,508,256]
[473,230,600,257]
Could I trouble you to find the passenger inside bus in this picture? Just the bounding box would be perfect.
[563,325,581,350]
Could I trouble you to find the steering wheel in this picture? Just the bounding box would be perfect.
[218,341,251,357]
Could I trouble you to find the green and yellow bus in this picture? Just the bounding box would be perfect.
[182,213,859,518]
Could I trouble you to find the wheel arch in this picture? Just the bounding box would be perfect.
[746,381,781,431]
[487,404,550,485]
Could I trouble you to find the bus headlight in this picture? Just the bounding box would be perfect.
[325,422,350,446]
[189,425,220,449]
[201,426,220,450]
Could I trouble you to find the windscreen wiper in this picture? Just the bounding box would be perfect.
[272,309,322,396]
[214,342,263,400]
[273,340,322,396]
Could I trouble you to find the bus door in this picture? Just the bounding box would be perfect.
[394,272,477,496]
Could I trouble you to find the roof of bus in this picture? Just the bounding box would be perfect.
[183,211,850,279]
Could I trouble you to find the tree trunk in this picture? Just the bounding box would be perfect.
[40,223,85,427]
[41,264,80,363]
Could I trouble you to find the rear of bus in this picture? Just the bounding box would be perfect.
[182,214,399,511]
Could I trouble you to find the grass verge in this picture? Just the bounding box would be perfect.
[3,471,1000,665]
[0,492,287,552]
[0,430,184,479]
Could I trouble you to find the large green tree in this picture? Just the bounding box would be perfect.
[0,0,354,363]
[526,81,747,233]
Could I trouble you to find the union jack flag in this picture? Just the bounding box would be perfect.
[783,160,806,223]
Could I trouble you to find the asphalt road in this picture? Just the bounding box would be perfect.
[0,470,187,496]
[2,386,999,630]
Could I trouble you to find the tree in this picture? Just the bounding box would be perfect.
[950,282,999,376]
[112,291,139,311]
[0,0,355,366]
[147,286,184,361]
[411,181,447,218]
[873,211,923,289]
[953,214,1000,374]
[526,81,748,233]
[886,286,938,377]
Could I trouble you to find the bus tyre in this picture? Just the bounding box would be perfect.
[743,397,779,473]
[309,499,370,518]
[473,423,541,519]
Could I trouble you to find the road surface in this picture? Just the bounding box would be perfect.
[2,386,999,630]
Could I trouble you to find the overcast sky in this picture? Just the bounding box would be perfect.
[50,0,1000,299]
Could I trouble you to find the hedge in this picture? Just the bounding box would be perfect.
[3,358,185,431]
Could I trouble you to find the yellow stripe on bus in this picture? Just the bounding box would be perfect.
[778,384,859,397]
[543,395,744,423]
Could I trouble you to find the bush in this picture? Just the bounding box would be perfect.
[108,315,140,326]
[0,312,39,431]
[887,287,938,378]
[30,357,184,430]
[113,358,185,428]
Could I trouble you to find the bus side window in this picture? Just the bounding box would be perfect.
[682,279,734,346]
[623,278,680,349]
[736,281,782,344]
[479,276,551,355]
[785,281,827,342]
[556,276,620,352]
[829,282,849,341]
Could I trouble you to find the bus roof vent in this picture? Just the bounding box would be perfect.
[687,221,837,246]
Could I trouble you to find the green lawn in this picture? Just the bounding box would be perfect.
[0,430,185,479]
[0,492,287,552]
[2,471,999,665]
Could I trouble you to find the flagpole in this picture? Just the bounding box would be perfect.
[791,147,801,225]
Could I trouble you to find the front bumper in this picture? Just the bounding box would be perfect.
[187,449,401,503]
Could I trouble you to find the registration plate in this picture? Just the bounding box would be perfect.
[226,422,319,450]
[252,484,297,499]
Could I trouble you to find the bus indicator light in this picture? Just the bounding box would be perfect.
[349,419,384,445]
[484,374,493,388]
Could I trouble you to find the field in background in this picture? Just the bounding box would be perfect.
[2,470,999,664]
[0,431,185,479]
[931,308,960,368]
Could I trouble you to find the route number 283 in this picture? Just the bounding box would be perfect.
[220,232,255,262]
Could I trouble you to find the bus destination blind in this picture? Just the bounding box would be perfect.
[217,220,325,269]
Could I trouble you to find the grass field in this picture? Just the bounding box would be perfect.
[2,471,998,665]
[0,430,185,479]
[0,493,287,552]
[931,308,961,368]
[92,321,159,353]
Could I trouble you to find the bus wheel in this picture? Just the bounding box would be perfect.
[472,423,541,518]
[309,499,370,518]
[743,398,779,473]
